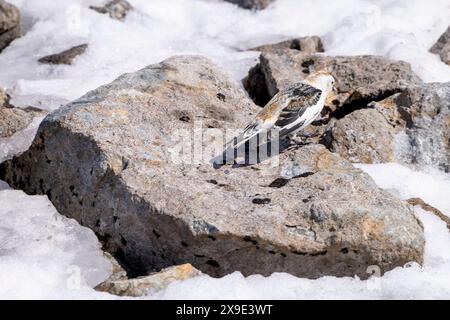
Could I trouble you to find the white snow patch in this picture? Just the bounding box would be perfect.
[355,163,450,217]
[0,190,114,299]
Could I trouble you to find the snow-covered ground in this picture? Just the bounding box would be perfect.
[0,0,450,299]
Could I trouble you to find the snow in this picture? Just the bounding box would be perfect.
[0,189,114,299]
[0,0,449,109]
[1,0,450,299]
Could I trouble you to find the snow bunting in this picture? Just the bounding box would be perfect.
[227,71,336,149]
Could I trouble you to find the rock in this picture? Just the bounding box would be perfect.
[243,63,272,107]
[371,83,450,171]
[246,50,421,109]
[250,36,324,54]
[244,37,324,104]
[0,0,21,52]
[430,26,450,65]
[315,82,449,168]
[95,264,202,297]
[0,55,424,279]
[38,44,88,65]
[0,88,45,138]
[90,0,133,21]
[224,0,275,10]
[0,86,7,106]
[320,108,397,164]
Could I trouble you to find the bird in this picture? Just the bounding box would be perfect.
[226,70,336,151]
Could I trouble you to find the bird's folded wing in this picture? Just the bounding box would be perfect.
[276,84,322,136]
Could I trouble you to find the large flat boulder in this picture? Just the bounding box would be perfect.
[0,55,424,279]
[38,44,88,65]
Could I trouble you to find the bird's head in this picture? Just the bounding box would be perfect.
[304,70,336,93]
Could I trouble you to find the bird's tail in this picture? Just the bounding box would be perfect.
[225,122,261,150]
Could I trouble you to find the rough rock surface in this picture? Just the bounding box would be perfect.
[96,264,202,296]
[372,83,450,171]
[0,55,424,279]
[320,108,397,164]
[0,88,44,138]
[430,26,450,65]
[224,0,275,10]
[244,37,323,105]
[246,50,421,110]
[38,44,88,65]
[90,0,133,21]
[0,0,20,52]
[250,36,324,54]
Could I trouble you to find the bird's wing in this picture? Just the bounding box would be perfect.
[226,120,264,149]
[225,83,322,149]
[275,84,322,137]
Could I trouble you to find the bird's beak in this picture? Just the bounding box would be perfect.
[326,88,338,105]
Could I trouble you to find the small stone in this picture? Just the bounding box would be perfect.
[430,26,450,65]
[0,0,21,52]
[38,44,88,65]
[223,0,275,10]
[0,88,45,138]
[95,264,202,297]
[250,36,324,54]
[90,0,133,21]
